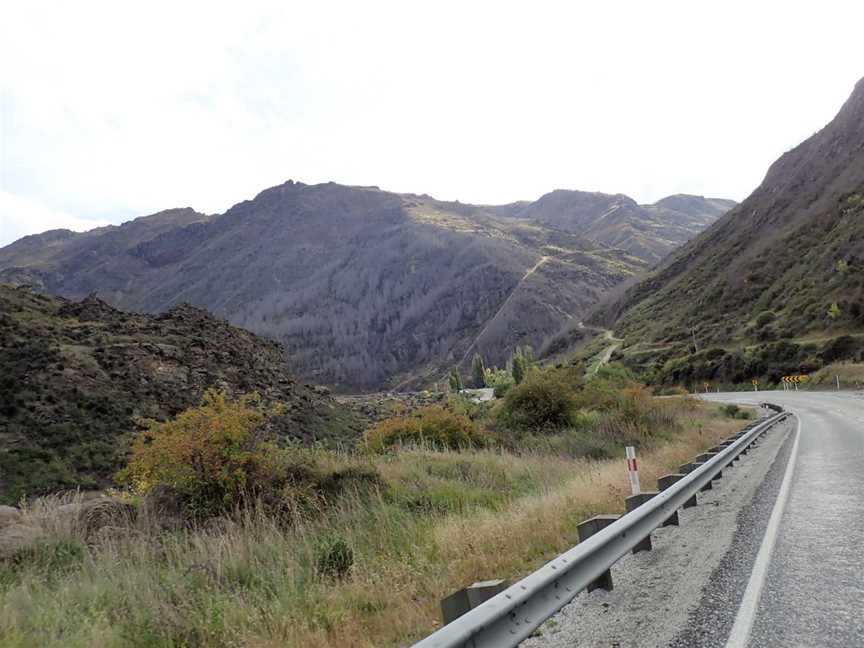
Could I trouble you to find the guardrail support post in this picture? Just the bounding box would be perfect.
[657,473,692,514]
[696,453,722,479]
[440,579,510,626]
[679,462,713,491]
[625,492,659,552]
[577,515,620,591]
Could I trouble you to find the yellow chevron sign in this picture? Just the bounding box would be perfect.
[782,374,809,383]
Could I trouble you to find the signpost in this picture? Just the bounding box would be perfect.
[781,374,809,391]
[752,379,759,392]
[625,446,641,495]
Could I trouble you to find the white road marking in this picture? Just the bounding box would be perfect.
[725,414,802,648]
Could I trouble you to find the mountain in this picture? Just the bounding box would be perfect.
[0,181,733,390]
[0,182,660,390]
[602,77,864,386]
[491,192,735,264]
[0,285,361,503]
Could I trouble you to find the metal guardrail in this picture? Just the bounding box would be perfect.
[412,408,790,648]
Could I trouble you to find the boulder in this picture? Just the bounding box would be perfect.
[0,524,44,559]
[0,505,22,529]
[53,497,136,536]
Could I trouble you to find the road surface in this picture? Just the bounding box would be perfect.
[702,391,864,647]
[525,391,864,647]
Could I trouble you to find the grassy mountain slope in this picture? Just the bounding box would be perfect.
[0,182,649,390]
[0,285,360,503]
[603,77,864,386]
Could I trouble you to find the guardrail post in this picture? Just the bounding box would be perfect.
[679,462,713,491]
[625,492,659,552]
[440,579,510,626]
[657,473,693,514]
[577,515,620,591]
[695,453,722,479]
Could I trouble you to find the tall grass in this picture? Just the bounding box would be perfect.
[0,403,744,647]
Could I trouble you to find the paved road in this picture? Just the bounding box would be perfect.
[702,391,864,647]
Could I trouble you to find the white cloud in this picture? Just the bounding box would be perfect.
[1,0,863,245]
[0,191,109,246]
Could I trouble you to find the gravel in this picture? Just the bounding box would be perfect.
[521,415,795,648]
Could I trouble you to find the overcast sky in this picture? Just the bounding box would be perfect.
[1,0,863,246]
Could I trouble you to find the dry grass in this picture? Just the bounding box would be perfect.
[0,402,743,648]
[809,362,864,388]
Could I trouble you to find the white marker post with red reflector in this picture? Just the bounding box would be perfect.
[625,446,641,495]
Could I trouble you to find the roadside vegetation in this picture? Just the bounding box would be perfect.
[1,364,752,648]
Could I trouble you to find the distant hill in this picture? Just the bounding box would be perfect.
[0,285,360,503]
[492,191,735,264]
[0,182,730,390]
[600,77,864,386]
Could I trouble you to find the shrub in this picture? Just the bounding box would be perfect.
[719,404,752,419]
[755,310,775,328]
[484,367,515,397]
[116,390,287,516]
[314,533,354,579]
[364,406,488,452]
[497,367,581,430]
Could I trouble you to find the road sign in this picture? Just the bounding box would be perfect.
[781,374,809,383]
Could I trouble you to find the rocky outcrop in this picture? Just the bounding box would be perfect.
[0,286,362,503]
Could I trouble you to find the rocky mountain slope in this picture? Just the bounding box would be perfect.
[492,192,735,264]
[0,183,653,390]
[0,181,731,390]
[0,285,361,503]
[600,77,864,386]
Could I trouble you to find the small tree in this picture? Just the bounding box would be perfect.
[471,353,487,388]
[512,353,526,384]
[828,302,842,320]
[448,368,464,392]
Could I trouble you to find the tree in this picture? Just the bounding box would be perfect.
[512,349,527,385]
[828,302,842,320]
[449,368,464,392]
[471,353,487,388]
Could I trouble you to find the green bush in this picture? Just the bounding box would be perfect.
[315,533,354,579]
[719,404,752,419]
[755,310,775,328]
[484,367,515,398]
[497,367,581,430]
[364,406,489,451]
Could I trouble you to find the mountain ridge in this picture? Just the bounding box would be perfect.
[0,183,732,390]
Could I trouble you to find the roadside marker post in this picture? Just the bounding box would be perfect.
[625,446,641,495]
[752,379,759,392]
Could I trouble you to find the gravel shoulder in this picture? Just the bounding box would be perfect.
[522,415,796,648]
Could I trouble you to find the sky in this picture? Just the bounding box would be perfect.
[1,0,863,247]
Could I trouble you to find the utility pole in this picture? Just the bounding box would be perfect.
[836,375,841,391]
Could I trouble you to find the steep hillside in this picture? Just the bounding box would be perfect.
[0,182,649,390]
[0,285,360,503]
[493,192,734,264]
[605,77,864,386]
